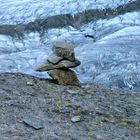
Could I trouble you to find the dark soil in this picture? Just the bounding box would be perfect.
[0,73,140,140]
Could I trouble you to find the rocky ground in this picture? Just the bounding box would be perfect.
[0,73,140,140]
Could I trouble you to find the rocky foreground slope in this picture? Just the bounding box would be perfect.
[0,73,140,140]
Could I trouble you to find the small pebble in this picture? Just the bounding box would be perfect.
[67,89,78,94]
[71,116,81,123]
[26,79,34,86]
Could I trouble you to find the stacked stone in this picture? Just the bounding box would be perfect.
[36,41,81,86]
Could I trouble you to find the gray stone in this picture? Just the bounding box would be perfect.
[35,59,81,71]
[48,69,80,86]
[47,54,63,64]
[23,115,43,130]
[71,116,81,123]
[52,40,75,61]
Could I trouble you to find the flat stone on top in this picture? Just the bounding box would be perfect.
[52,41,75,61]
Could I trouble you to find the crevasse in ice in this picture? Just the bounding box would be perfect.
[0,0,140,90]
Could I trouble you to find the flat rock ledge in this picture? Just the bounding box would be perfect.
[36,59,81,71]
[0,73,140,140]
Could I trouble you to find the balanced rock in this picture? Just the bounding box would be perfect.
[36,59,81,72]
[35,40,81,86]
[52,41,75,61]
[48,69,80,86]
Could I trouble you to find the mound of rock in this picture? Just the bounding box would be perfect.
[36,41,81,86]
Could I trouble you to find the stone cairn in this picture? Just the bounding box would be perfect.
[35,41,81,86]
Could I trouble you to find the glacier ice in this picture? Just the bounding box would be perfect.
[0,0,140,90]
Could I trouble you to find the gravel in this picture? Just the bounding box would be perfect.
[0,73,140,140]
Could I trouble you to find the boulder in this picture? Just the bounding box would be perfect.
[48,69,80,86]
[52,41,75,61]
[36,59,81,71]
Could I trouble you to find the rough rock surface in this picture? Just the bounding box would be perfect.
[52,41,75,61]
[48,69,80,86]
[0,73,140,140]
[36,59,81,71]
[47,54,63,64]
